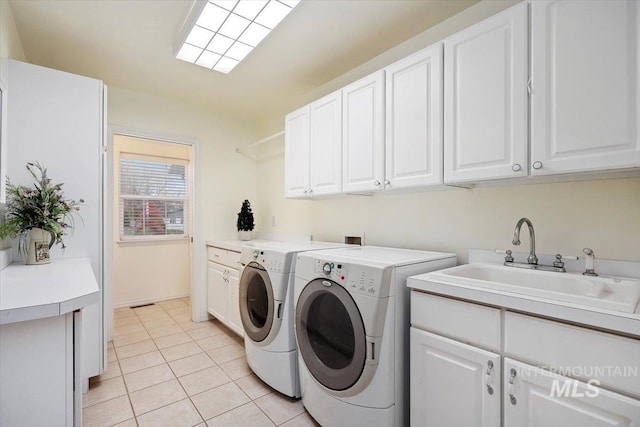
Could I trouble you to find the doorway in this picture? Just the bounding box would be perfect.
[110,133,194,315]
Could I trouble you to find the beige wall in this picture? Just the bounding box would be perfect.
[112,135,192,308]
[0,0,26,251]
[108,87,259,315]
[256,0,640,264]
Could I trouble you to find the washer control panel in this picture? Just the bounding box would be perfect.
[254,250,285,273]
[313,259,384,297]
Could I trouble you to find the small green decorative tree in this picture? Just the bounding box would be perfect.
[237,199,255,232]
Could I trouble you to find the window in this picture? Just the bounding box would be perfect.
[119,154,189,240]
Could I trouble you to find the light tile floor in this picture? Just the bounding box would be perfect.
[83,298,319,427]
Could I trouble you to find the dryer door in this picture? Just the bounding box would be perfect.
[239,262,274,342]
[295,278,366,391]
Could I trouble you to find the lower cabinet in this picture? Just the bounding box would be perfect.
[409,291,640,427]
[410,328,500,427]
[206,246,243,337]
[504,358,640,426]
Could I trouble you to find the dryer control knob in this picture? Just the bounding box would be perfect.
[252,250,259,259]
[322,263,332,275]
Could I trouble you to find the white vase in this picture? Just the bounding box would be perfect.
[238,230,252,241]
[26,228,54,265]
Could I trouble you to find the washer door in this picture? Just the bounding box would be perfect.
[239,262,274,342]
[295,278,366,391]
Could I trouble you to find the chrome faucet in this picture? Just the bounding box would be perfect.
[582,248,598,276]
[512,218,538,265]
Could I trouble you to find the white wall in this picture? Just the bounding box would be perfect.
[108,86,259,318]
[256,0,640,264]
[0,0,26,251]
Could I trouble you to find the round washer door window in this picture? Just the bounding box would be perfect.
[295,279,366,391]
[239,262,274,342]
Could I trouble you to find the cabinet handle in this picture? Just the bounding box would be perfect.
[508,368,517,405]
[532,161,543,170]
[384,179,390,186]
[303,190,308,194]
[527,77,532,96]
[485,360,494,395]
[512,163,522,172]
[308,189,313,194]
[374,180,381,186]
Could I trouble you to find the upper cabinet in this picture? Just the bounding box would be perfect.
[284,105,310,198]
[530,0,640,175]
[444,3,528,183]
[342,70,385,193]
[284,91,343,199]
[385,44,444,189]
[309,91,342,196]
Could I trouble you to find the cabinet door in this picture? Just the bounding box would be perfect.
[342,70,385,193]
[284,105,310,198]
[385,43,443,189]
[410,328,500,427]
[226,268,244,337]
[309,91,342,196]
[444,3,528,183]
[530,1,640,175]
[504,358,640,427]
[207,262,227,322]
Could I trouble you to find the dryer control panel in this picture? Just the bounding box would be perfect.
[253,250,286,273]
[313,259,386,297]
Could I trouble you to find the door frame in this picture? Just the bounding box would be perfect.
[105,125,201,340]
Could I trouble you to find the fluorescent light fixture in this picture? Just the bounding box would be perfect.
[176,0,300,74]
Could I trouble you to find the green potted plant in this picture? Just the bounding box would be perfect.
[0,162,83,265]
[237,199,254,241]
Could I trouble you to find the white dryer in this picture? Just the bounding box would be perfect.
[238,241,351,398]
[293,246,456,426]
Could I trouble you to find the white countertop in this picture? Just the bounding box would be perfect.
[408,271,640,338]
[0,257,100,325]
[206,239,278,253]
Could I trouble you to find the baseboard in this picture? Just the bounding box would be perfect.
[113,293,190,309]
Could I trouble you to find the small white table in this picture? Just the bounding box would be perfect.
[0,257,99,427]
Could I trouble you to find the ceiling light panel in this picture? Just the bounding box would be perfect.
[176,0,300,74]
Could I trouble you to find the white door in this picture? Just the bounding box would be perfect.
[342,70,385,193]
[284,106,310,198]
[385,43,443,189]
[444,2,528,183]
[226,268,243,336]
[504,358,640,427]
[410,328,501,427]
[530,0,640,175]
[309,90,342,196]
[207,262,228,322]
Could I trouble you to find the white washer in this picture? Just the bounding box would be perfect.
[238,241,351,398]
[293,246,456,426]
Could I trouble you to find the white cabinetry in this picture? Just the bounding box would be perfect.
[284,105,309,198]
[410,291,640,427]
[309,91,342,196]
[385,44,443,189]
[7,60,105,386]
[342,70,386,193]
[530,0,640,175]
[504,358,640,427]
[444,2,528,183]
[206,245,243,336]
[284,90,342,198]
[410,328,500,427]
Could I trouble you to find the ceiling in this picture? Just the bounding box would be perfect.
[9,0,477,121]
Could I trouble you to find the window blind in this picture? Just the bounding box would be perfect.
[119,155,189,239]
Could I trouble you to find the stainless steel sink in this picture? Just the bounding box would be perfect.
[428,263,640,313]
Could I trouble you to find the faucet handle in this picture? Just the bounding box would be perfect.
[553,254,565,269]
[504,250,514,263]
